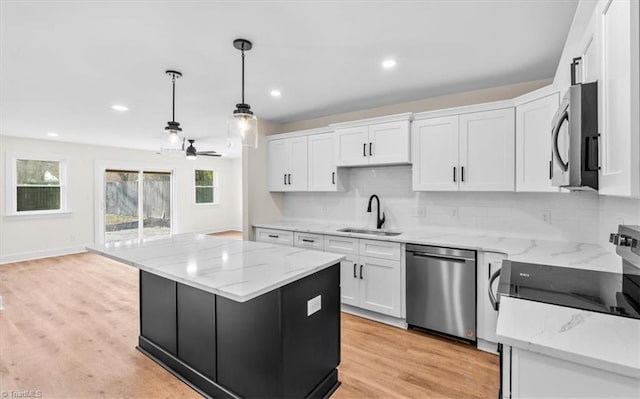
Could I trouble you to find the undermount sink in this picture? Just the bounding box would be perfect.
[337,228,403,237]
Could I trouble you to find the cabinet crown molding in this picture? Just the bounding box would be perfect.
[412,99,514,121]
[329,112,413,129]
[267,126,334,141]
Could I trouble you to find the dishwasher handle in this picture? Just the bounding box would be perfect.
[409,251,475,262]
[488,268,501,311]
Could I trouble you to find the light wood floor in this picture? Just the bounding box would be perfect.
[0,253,499,399]
[209,231,243,240]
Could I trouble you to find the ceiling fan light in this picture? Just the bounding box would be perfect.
[186,153,197,160]
[185,140,198,160]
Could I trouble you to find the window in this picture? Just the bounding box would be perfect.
[195,169,217,204]
[7,156,68,214]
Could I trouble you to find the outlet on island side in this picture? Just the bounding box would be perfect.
[540,210,552,224]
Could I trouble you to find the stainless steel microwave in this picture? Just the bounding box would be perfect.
[551,82,599,191]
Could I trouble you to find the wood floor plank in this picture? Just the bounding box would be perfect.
[0,252,498,398]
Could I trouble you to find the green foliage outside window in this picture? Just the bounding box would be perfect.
[16,159,62,212]
[195,170,216,204]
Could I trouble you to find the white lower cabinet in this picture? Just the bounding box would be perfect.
[477,252,506,353]
[358,255,401,316]
[339,254,359,306]
[502,346,640,399]
[324,235,402,318]
[254,228,294,246]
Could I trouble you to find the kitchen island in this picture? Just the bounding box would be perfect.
[87,233,345,399]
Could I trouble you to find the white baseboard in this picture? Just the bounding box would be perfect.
[341,304,408,329]
[0,246,87,265]
[477,338,499,354]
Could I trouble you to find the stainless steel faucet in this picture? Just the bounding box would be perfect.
[367,194,386,229]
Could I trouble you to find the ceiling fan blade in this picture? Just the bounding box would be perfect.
[197,152,222,157]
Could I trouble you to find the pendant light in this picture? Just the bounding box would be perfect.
[227,39,258,149]
[164,70,184,145]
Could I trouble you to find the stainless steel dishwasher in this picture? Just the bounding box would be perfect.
[406,244,476,343]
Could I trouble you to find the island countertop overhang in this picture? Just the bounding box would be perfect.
[87,233,345,302]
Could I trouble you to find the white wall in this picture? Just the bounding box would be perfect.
[242,119,284,240]
[281,165,640,249]
[0,135,242,263]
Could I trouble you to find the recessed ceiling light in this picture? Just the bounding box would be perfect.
[270,90,282,98]
[382,59,397,70]
[111,104,129,111]
[47,132,59,137]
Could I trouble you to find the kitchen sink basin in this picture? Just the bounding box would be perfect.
[337,228,403,236]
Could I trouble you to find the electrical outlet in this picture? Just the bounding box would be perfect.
[412,206,426,218]
[69,234,76,242]
[540,210,552,224]
[450,207,459,219]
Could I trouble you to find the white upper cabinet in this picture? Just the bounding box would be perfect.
[459,108,515,191]
[515,92,560,192]
[332,114,411,167]
[598,0,640,197]
[268,139,288,191]
[267,136,308,192]
[308,132,344,192]
[367,121,411,165]
[412,116,460,191]
[412,104,515,192]
[334,126,369,166]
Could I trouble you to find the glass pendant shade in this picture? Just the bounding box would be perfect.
[227,105,258,149]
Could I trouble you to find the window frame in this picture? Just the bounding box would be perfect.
[4,152,70,216]
[194,168,219,206]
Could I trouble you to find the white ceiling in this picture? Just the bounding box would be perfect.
[0,0,578,158]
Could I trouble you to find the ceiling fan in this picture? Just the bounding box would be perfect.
[183,139,221,160]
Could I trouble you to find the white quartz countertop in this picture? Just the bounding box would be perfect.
[497,296,640,378]
[87,233,345,302]
[253,221,621,272]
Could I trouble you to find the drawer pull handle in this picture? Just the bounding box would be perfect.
[302,239,315,243]
[268,234,279,238]
[332,172,336,185]
[359,264,364,279]
[363,143,367,157]
[353,264,357,278]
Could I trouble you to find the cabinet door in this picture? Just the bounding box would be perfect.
[459,108,515,191]
[411,116,460,191]
[368,121,410,165]
[515,94,560,192]
[268,139,288,191]
[339,254,359,307]
[335,126,369,166]
[287,136,308,191]
[358,256,401,317]
[308,133,337,192]
[599,0,640,196]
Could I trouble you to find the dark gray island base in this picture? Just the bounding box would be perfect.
[137,264,341,399]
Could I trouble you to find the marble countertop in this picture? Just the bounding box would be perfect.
[254,221,621,272]
[497,296,640,378]
[87,233,345,302]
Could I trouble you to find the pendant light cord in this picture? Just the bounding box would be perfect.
[241,49,245,104]
[171,74,176,122]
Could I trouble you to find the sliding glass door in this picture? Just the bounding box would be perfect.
[104,170,172,242]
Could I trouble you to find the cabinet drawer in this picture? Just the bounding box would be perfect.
[293,232,324,250]
[324,235,359,255]
[255,228,293,246]
[359,239,401,261]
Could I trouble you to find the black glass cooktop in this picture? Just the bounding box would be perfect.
[497,261,640,320]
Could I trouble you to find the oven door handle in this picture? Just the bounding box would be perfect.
[488,268,502,311]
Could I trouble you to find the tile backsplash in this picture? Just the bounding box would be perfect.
[282,165,640,249]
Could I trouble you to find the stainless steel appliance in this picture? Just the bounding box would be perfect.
[406,245,476,342]
[611,224,640,311]
[551,82,599,191]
